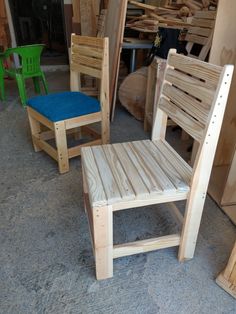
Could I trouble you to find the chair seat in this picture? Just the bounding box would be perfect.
[27,91,100,122]
[82,139,192,208]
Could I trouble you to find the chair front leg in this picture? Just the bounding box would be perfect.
[93,205,113,280]
[54,121,69,173]
[0,74,5,101]
[27,108,42,152]
[178,192,205,261]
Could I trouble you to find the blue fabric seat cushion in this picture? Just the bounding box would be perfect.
[27,91,100,122]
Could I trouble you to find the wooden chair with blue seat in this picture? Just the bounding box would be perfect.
[81,49,233,280]
[26,34,109,173]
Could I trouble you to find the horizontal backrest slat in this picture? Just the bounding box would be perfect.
[187,26,212,37]
[165,68,215,105]
[163,84,209,125]
[71,55,102,70]
[71,63,102,79]
[159,97,205,142]
[72,35,105,48]
[70,34,105,78]
[72,46,103,59]
[192,17,215,28]
[168,53,222,88]
[153,51,225,143]
[185,34,208,46]
[194,10,216,20]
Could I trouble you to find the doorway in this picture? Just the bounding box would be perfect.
[8,0,68,65]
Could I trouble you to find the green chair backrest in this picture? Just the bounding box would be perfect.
[5,44,45,77]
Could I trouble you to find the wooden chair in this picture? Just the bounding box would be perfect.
[81,49,233,280]
[216,241,236,299]
[27,35,109,173]
[185,10,216,61]
[144,11,217,132]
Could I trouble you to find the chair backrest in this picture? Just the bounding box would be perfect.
[152,49,233,192]
[5,44,45,76]
[70,34,109,113]
[185,10,216,61]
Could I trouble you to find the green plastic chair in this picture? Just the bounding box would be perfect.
[0,44,48,107]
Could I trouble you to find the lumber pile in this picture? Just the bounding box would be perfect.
[126,0,217,32]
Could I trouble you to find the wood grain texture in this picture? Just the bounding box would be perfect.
[82,50,233,279]
[104,0,128,107]
[216,241,236,299]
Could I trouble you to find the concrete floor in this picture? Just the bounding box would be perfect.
[1,72,236,314]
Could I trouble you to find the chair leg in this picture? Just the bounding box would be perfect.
[16,75,27,107]
[101,112,110,144]
[54,121,69,174]
[93,205,113,280]
[178,194,205,261]
[0,76,5,101]
[27,108,42,152]
[41,73,49,94]
[33,77,41,94]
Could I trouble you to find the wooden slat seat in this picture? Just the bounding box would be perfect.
[82,139,191,208]
[82,50,234,280]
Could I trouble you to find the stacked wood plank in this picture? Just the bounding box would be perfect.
[126,0,217,32]
[72,0,101,36]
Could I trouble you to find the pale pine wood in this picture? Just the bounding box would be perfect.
[207,0,236,221]
[93,205,113,280]
[185,12,216,61]
[27,35,109,173]
[80,0,97,37]
[113,234,181,259]
[82,50,234,279]
[216,241,236,299]
[179,64,234,260]
[27,109,42,152]
[104,0,128,109]
[32,136,58,161]
[54,121,69,174]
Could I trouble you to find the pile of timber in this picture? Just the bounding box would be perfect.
[126,0,217,32]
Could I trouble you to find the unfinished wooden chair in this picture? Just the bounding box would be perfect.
[216,241,236,299]
[185,10,216,61]
[81,49,233,280]
[27,35,109,173]
[144,11,217,132]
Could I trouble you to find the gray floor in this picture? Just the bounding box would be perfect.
[1,72,236,314]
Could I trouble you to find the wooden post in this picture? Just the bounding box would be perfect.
[54,121,69,174]
[216,241,236,299]
[27,109,42,152]
[93,205,113,280]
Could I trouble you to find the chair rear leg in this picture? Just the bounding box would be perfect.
[93,205,113,280]
[33,77,41,94]
[0,76,5,101]
[27,108,42,152]
[178,193,205,261]
[41,73,49,94]
[54,121,69,173]
[16,75,27,107]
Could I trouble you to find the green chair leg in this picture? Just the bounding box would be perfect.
[41,73,49,94]
[0,75,5,101]
[33,77,41,94]
[16,75,27,107]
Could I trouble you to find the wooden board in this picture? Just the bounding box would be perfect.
[209,0,236,166]
[104,0,128,111]
[80,0,98,36]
